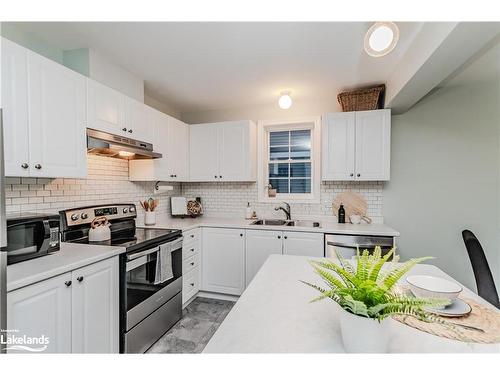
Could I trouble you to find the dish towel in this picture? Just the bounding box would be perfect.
[154,243,174,284]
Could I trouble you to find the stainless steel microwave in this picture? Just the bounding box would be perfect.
[5,213,60,265]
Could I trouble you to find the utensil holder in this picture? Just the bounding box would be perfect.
[144,211,156,226]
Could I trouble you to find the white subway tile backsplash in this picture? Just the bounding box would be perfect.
[5,154,384,222]
[5,155,181,222]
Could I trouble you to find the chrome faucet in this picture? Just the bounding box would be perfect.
[275,202,291,220]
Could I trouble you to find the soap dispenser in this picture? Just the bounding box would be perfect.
[338,204,346,224]
[245,202,252,219]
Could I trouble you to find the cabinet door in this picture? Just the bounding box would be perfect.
[189,124,219,181]
[201,228,245,295]
[1,38,30,177]
[7,272,72,353]
[322,112,355,181]
[218,121,250,181]
[71,256,119,353]
[125,97,154,143]
[168,117,189,181]
[354,109,391,181]
[28,52,87,178]
[87,79,126,135]
[282,231,324,257]
[245,230,283,287]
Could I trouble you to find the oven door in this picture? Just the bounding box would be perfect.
[125,237,182,331]
[6,219,58,265]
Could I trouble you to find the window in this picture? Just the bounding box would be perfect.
[257,117,321,203]
[268,129,312,194]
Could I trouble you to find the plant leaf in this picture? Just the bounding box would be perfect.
[380,256,434,290]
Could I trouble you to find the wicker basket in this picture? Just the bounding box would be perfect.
[337,84,385,112]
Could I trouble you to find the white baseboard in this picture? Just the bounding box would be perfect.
[197,291,239,302]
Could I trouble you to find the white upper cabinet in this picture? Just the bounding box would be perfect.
[124,96,154,143]
[1,38,30,177]
[87,79,125,135]
[322,109,391,181]
[28,52,87,178]
[322,112,355,180]
[189,120,256,182]
[189,123,219,181]
[354,110,391,180]
[129,109,189,181]
[1,38,87,178]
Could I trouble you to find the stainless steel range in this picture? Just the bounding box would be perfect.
[59,204,183,353]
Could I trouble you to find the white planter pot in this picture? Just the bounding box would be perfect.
[339,309,391,353]
[144,211,156,226]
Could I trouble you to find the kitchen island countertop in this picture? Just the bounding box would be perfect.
[203,254,499,353]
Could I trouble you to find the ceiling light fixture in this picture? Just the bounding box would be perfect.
[278,92,292,109]
[364,22,399,57]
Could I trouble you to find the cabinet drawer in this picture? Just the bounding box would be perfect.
[182,268,200,303]
[183,228,200,245]
[183,253,200,274]
[182,240,199,260]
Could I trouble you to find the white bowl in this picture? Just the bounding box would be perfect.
[406,275,462,304]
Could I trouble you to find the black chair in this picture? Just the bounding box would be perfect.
[462,230,499,308]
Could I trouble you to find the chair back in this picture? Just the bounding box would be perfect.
[462,230,499,308]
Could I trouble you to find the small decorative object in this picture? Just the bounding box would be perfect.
[349,214,361,224]
[337,84,385,112]
[186,199,203,217]
[140,198,158,226]
[267,183,277,198]
[337,203,346,223]
[88,216,111,242]
[302,248,450,352]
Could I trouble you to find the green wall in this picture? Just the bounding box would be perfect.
[384,47,500,291]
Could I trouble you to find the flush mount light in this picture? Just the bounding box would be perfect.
[278,92,292,109]
[364,22,399,57]
[118,150,135,158]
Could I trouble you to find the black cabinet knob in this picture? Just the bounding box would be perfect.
[122,128,127,132]
[240,233,243,237]
[190,262,195,266]
[64,281,72,287]
[190,283,195,287]
[21,163,29,169]
[350,173,354,177]
[219,175,222,178]
[34,164,42,170]
[284,236,288,239]
[77,276,84,282]
[357,173,361,177]
[128,129,133,133]
[190,248,194,252]
[278,235,281,239]
[214,175,218,178]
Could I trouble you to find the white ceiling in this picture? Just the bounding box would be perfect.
[11,22,424,114]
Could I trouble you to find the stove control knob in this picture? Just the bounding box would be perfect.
[129,206,135,212]
[81,213,88,220]
[71,214,79,221]
[123,208,129,213]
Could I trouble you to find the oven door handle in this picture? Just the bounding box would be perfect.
[127,246,160,261]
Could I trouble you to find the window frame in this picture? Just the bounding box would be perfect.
[257,117,321,203]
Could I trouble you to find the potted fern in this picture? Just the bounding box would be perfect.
[302,247,448,353]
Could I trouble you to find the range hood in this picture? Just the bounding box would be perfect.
[87,128,162,160]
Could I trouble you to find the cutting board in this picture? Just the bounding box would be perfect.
[332,191,372,223]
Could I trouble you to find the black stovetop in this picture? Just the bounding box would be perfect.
[69,227,182,253]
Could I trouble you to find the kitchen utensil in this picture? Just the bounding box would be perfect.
[88,216,111,242]
[407,275,462,303]
[332,192,371,223]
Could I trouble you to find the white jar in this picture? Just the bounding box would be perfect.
[144,211,156,226]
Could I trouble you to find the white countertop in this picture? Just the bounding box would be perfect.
[203,255,499,353]
[7,242,125,292]
[137,216,400,237]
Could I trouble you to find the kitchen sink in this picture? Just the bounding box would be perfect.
[286,220,321,228]
[250,219,289,226]
[250,219,321,228]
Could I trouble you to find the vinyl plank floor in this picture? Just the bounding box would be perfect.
[146,297,235,354]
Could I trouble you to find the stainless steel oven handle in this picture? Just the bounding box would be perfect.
[170,237,183,250]
[127,246,160,261]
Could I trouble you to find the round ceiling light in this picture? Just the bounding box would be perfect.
[278,92,292,109]
[364,22,399,57]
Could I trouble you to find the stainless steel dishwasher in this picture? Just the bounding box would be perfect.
[325,234,395,259]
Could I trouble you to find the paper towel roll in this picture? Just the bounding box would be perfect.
[153,185,174,194]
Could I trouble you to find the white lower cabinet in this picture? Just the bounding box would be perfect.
[201,228,245,296]
[282,231,324,257]
[71,257,119,353]
[245,230,283,287]
[182,228,201,304]
[6,256,119,353]
[7,272,72,353]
